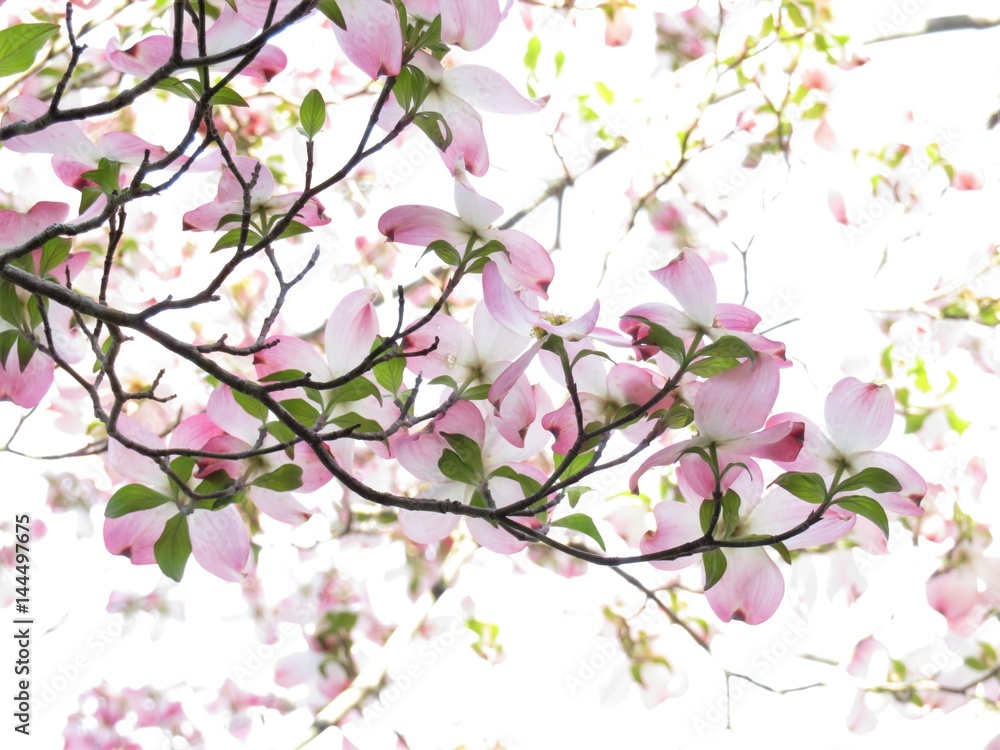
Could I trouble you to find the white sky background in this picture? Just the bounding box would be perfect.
[3,0,1000,748]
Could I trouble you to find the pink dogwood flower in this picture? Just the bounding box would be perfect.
[106,4,288,84]
[481,260,600,405]
[379,51,547,176]
[640,458,852,624]
[768,377,927,521]
[379,168,554,295]
[0,201,88,408]
[629,354,804,493]
[103,415,251,581]
[621,248,786,360]
[395,397,551,552]
[405,0,505,51]
[182,156,330,232]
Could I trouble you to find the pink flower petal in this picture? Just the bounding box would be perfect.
[1,95,92,155]
[0,201,70,251]
[706,547,784,624]
[399,507,461,544]
[207,385,264,445]
[824,378,894,455]
[695,355,780,441]
[440,0,501,50]
[189,505,250,581]
[650,249,717,329]
[482,261,540,334]
[249,487,314,525]
[324,288,379,379]
[253,335,332,382]
[0,345,54,409]
[443,64,547,113]
[332,0,403,78]
[103,503,177,565]
[108,414,169,488]
[378,205,471,248]
[639,499,703,570]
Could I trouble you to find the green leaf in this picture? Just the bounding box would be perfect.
[0,23,58,77]
[554,450,596,478]
[721,489,741,535]
[328,376,382,406]
[461,384,491,401]
[206,85,249,107]
[696,335,756,362]
[317,0,346,29]
[624,315,687,364]
[154,513,191,582]
[413,111,453,151]
[772,471,828,504]
[429,374,458,390]
[699,499,715,534]
[194,470,233,497]
[659,402,693,429]
[15,335,34,372]
[372,347,405,395]
[81,158,122,194]
[0,281,23,329]
[105,484,174,518]
[251,464,304,492]
[438,449,481,486]
[155,77,200,102]
[567,486,591,508]
[0,330,18,364]
[945,407,970,435]
[441,432,484,479]
[771,541,792,565]
[212,227,262,253]
[39,237,72,277]
[170,456,197,484]
[232,389,268,421]
[551,513,606,551]
[421,239,461,266]
[702,549,727,591]
[835,467,902,495]
[299,89,326,140]
[280,397,320,425]
[785,3,807,28]
[687,356,741,377]
[489,465,542,497]
[329,411,385,435]
[835,495,890,539]
[260,368,307,382]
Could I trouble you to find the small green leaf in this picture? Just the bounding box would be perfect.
[372,344,405,394]
[771,541,792,565]
[551,512,606,551]
[0,23,59,78]
[567,486,591,508]
[317,0,346,29]
[329,411,385,435]
[15,334,34,372]
[835,467,902,495]
[155,77,200,102]
[105,484,174,518]
[413,111,453,151]
[702,549,727,590]
[232,389,268,421]
[170,456,197,484]
[524,36,541,72]
[39,237,72,277]
[328,376,382,406]
[81,158,122,194]
[0,281,23,329]
[835,495,890,539]
[461,384,491,400]
[280,397,320,425]
[696,335,756,361]
[554,450,596,478]
[299,89,326,139]
[438,449,481,485]
[441,432,484,479]
[624,315,687,364]
[489,465,542,498]
[251,464,304,492]
[260,368,307,382]
[421,239,461,266]
[699,499,715,534]
[721,489,741,535]
[208,86,249,107]
[772,471,828,504]
[687,356,741,377]
[212,228,263,253]
[154,513,191,582]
